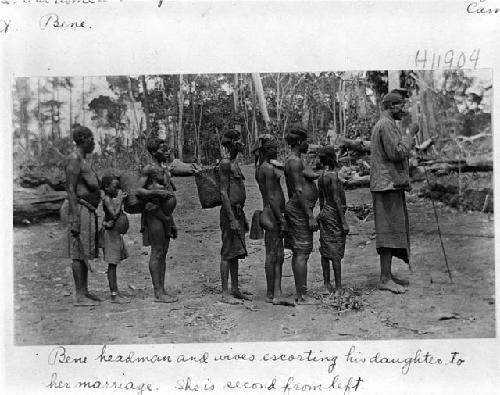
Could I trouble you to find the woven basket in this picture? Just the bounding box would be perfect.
[195,168,222,209]
[119,171,145,214]
[114,212,129,234]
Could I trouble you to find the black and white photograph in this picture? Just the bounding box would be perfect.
[12,69,495,345]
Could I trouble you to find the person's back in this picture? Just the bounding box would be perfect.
[318,170,345,215]
[317,146,349,294]
[257,161,285,212]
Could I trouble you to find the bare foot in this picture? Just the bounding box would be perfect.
[154,294,178,303]
[221,293,243,305]
[272,297,295,306]
[84,292,102,302]
[73,295,98,306]
[265,296,274,303]
[231,290,252,301]
[378,280,406,294]
[294,296,317,305]
[332,287,344,296]
[111,294,131,304]
[322,283,334,295]
[391,275,409,287]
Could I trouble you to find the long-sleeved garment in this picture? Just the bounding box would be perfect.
[370,114,413,192]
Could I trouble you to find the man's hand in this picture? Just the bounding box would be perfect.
[342,223,350,235]
[145,202,159,211]
[157,190,174,200]
[279,220,288,238]
[308,217,319,232]
[117,190,128,203]
[230,219,240,231]
[70,218,80,236]
[191,163,202,174]
[171,226,178,239]
[408,123,420,137]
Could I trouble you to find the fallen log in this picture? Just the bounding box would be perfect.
[14,187,67,224]
[344,174,370,189]
[338,137,371,154]
[18,171,66,191]
[425,161,492,174]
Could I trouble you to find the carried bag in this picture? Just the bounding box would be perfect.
[259,206,276,231]
[119,170,145,214]
[114,212,130,234]
[249,210,263,240]
[194,164,222,209]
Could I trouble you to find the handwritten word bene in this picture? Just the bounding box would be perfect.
[39,13,86,29]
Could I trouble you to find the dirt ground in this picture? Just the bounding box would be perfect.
[13,165,495,345]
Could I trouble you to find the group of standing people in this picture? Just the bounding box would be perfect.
[64,89,417,307]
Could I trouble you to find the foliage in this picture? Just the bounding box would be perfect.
[12,70,492,174]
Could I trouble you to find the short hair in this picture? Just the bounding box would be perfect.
[221,129,241,148]
[72,125,93,146]
[381,91,405,110]
[285,124,308,145]
[318,146,337,166]
[146,138,166,155]
[101,174,119,190]
[258,134,278,150]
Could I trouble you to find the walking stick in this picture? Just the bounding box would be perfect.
[416,142,453,282]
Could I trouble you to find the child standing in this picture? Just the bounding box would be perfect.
[317,146,349,295]
[101,175,130,303]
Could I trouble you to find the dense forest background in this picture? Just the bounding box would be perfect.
[12,70,492,172]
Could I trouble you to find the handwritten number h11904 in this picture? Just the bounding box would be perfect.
[415,49,480,70]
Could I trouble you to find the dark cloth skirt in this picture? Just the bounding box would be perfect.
[372,190,410,263]
[284,196,314,254]
[99,228,128,265]
[63,200,99,260]
[220,205,247,260]
[318,204,346,261]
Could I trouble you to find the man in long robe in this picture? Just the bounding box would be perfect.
[370,90,418,294]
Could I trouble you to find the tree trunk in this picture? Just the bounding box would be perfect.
[251,73,270,130]
[423,70,437,138]
[140,75,151,137]
[276,73,281,132]
[357,78,367,116]
[177,74,184,160]
[128,77,140,140]
[337,80,343,136]
[68,78,73,142]
[388,70,401,91]
[37,78,44,155]
[301,92,309,129]
[196,103,203,164]
[250,78,258,141]
[233,73,242,134]
[81,76,85,125]
[16,78,31,160]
